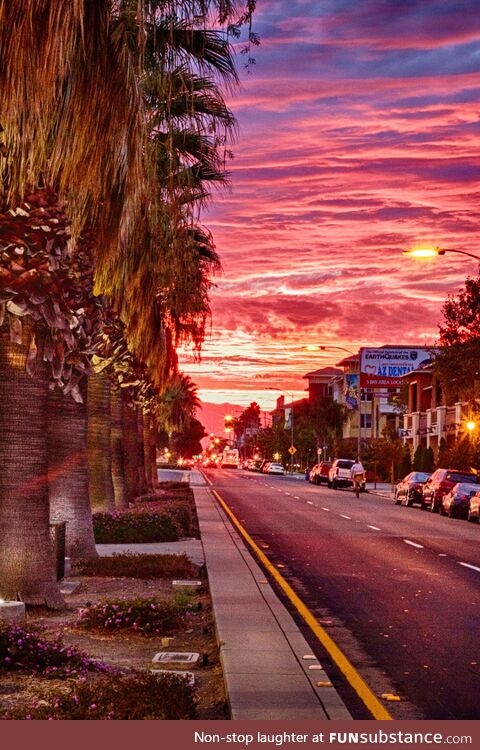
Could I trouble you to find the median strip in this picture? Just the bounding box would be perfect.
[209,485,393,721]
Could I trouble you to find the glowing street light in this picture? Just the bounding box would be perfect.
[403,246,480,262]
[466,421,476,432]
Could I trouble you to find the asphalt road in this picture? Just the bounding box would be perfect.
[203,468,480,720]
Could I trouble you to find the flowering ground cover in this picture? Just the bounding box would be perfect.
[77,552,199,578]
[0,565,226,720]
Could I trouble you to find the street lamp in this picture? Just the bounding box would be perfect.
[466,421,476,432]
[403,246,480,262]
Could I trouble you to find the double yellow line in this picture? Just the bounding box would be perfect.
[206,478,393,720]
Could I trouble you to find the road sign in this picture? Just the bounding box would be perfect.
[288,446,297,455]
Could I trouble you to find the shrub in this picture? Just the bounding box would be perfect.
[76,596,192,634]
[0,622,111,678]
[5,671,197,719]
[78,552,199,579]
[93,510,179,543]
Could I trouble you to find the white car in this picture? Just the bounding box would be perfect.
[268,463,285,475]
[328,459,356,489]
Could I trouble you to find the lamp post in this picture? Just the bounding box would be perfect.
[303,344,357,355]
[403,246,480,262]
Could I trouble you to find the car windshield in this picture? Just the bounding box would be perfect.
[445,472,478,484]
[337,460,354,469]
[454,483,477,494]
[412,473,430,482]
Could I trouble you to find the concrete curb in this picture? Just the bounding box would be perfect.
[190,475,352,720]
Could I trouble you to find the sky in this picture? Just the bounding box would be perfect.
[180,0,480,417]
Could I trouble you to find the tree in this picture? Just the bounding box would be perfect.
[413,445,425,471]
[399,443,412,477]
[172,417,207,457]
[434,273,480,405]
[424,446,435,473]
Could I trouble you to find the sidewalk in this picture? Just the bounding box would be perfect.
[186,469,352,720]
[366,482,395,500]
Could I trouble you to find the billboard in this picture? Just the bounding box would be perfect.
[360,347,430,388]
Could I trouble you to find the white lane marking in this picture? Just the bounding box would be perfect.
[438,553,447,557]
[307,500,314,505]
[459,562,480,573]
[367,525,381,531]
[321,507,330,512]
[403,539,424,549]
[294,496,300,499]
[340,514,351,520]
[285,492,291,496]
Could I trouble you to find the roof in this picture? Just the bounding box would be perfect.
[303,367,342,379]
[336,355,359,367]
[399,358,434,379]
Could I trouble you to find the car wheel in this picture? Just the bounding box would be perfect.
[406,495,414,507]
[394,491,401,505]
[430,497,439,513]
[468,510,478,523]
[332,480,337,489]
[440,504,447,516]
[420,499,428,511]
[447,506,456,519]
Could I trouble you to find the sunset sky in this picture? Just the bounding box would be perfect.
[180,0,480,415]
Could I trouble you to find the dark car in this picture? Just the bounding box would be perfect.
[421,468,479,512]
[309,461,332,485]
[441,482,478,519]
[394,472,431,507]
[467,490,480,523]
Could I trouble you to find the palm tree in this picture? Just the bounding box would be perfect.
[0,320,64,608]
[110,387,128,509]
[87,371,115,511]
[48,382,98,564]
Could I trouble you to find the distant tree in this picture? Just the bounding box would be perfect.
[400,443,412,477]
[423,446,435,472]
[412,445,425,471]
[172,418,207,458]
[437,437,449,468]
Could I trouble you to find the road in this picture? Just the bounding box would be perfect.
[203,468,480,720]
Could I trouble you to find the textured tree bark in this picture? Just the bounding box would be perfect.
[0,321,64,608]
[111,388,128,509]
[87,372,115,511]
[149,416,158,488]
[136,407,147,495]
[143,413,154,490]
[122,400,140,503]
[48,382,97,563]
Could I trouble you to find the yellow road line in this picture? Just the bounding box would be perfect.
[206,478,392,721]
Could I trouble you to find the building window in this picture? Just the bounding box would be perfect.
[360,414,372,429]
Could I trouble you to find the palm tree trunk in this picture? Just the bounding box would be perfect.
[87,372,115,511]
[111,388,128,509]
[48,383,97,564]
[122,400,140,502]
[0,321,64,608]
[143,413,154,490]
[137,407,147,495]
[149,416,158,487]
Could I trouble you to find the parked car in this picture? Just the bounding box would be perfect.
[394,472,431,506]
[328,459,358,490]
[267,462,285,475]
[421,468,479,512]
[467,490,480,523]
[441,482,478,519]
[309,461,332,485]
[262,462,272,473]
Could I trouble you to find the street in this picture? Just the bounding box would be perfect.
[204,468,480,720]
